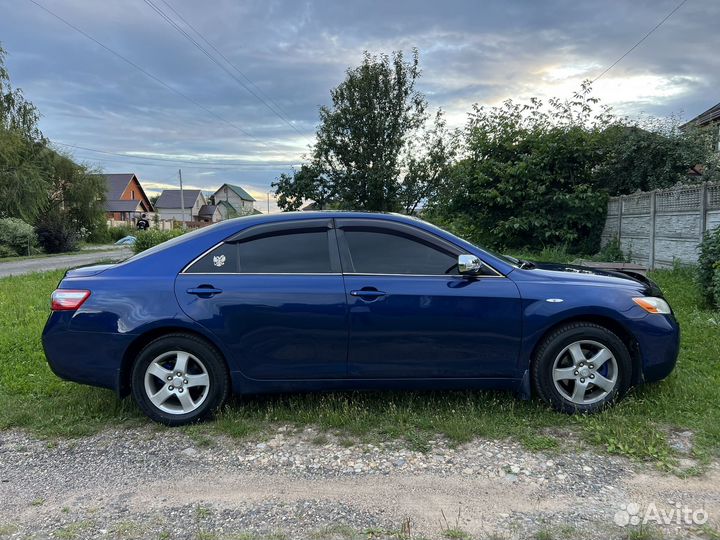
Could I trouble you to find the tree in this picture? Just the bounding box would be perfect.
[272,164,333,211]
[398,111,458,215]
[595,117,715,195]
[0,44,51,222]
[0,44,106,243]
[46,152,106,235]
[431,85,613,253]
[275,49,432,212]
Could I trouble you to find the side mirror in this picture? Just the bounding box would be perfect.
[458,254,482,275]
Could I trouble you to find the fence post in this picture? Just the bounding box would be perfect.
[699,182,708,243]
[648,190,656,270]
[617,195,623,247]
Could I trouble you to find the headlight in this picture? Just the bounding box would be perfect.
[633,297,672,314]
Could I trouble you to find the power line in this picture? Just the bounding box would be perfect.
[143,0,302,135]
[54,142,262,168]
[26,0,259,141]
[156,0,301,134]
[592,0,689,82]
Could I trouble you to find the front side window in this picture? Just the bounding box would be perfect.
[343,229,458,275]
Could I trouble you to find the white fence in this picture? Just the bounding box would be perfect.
[601,182,720,268]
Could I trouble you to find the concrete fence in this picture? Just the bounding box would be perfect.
[601,182,720,269]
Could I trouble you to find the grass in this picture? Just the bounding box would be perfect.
[0,266,719,467]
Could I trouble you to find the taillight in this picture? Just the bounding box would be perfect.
[51,289,91,311]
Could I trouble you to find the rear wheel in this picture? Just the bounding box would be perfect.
[131,334,229,425]
[532,323,632,413]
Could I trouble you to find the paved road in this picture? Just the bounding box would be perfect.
[0,247,132,278]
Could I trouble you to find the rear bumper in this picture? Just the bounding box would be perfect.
[42,313,134,392]
[633,313,680,383]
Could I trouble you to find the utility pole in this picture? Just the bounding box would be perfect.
[179,169,186,227]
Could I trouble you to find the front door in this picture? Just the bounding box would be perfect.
[336,219,522,379]
[175,219,348,380]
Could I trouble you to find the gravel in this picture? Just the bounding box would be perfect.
[0,426,718,539]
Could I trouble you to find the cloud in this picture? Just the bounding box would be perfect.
[2,0,718,208]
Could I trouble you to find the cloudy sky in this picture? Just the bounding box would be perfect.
[1,0,718,210]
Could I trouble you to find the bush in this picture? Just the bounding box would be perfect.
[133,228,185,253]
[35,212,79,254]
[713,264,720,309]
[109,225,137,242]
[0,217,38,257]
[594,237,628,263]
[698,227,720,307]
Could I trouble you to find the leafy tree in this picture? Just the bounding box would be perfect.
[431,85,612,253]
[46,152,106,235]
[399,111,458,215]
[272,164,333,211]
[275,50,439,212]
[0,45,106,244]
[0,44,51,221]
[595,117,714,194]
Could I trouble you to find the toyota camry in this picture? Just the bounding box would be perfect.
[42,212,679,425]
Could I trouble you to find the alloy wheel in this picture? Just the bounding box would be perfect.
[143,350,210,414]
[552,340,618,405]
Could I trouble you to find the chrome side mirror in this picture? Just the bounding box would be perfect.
[458,254,482,275]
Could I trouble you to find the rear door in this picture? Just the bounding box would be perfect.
[336,219,522,379]
[175,219,348,379]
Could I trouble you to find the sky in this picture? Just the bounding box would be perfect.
[1,0,718,212]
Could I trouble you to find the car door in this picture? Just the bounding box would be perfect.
[174,219,348,380]
[336,219,522,379]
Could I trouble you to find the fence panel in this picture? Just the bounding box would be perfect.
[602,182,717,269]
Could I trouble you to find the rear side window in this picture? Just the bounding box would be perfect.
[343,229,458,275]
[237,230,332,273]
[186,243,239,273]
[185,229,333,274]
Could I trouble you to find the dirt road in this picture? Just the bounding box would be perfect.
[0,427,718,539]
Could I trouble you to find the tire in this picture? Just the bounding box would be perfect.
[131,333,229,426]
[532,322,632,414]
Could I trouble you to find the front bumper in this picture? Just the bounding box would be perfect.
[632,313,680,383]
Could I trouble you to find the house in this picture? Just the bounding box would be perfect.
[211,184,256,218]
[197,204,222,223]
[155,189,206,222]
[102,173,154,221]
[682,102,720,152]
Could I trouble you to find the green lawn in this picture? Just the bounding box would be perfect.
[0,267,718,468]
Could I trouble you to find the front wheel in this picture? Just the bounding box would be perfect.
[532,323,632,413]
[131,333,229,425]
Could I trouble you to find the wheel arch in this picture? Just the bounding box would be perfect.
[527,314,643,388]
[118,325,232,397]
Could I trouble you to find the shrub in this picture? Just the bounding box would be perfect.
[35,212,79,254]
[109,225,137,242]
[0,218,38,257]
[698,227,720,307]
[595,237,628,263]
[133,228,185,253]
[713,264,720,309]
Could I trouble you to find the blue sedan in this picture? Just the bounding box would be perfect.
[42,212,679,425]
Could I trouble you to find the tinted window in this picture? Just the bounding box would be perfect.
[187,243,239,273]
[343,229,458,275]
[237,230,332,273]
